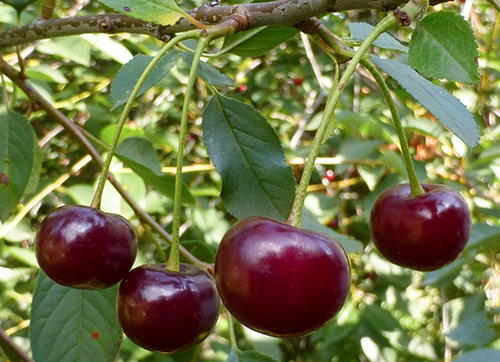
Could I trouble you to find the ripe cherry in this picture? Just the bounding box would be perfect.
[117,264,220,354]
[35,205,137,289]
[215,217,351,338]
[369,183,471,271]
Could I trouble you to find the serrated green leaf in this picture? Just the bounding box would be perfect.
[202,94,296,221]
[30,272,122,362]
[452,349,500,362]
[409,11,480,84]
[227,348,280,362]
[99,0,186,26]
[111,52,181,110]
[370,55,480,148]
[220,26,299,58]
[115,137,195,204]
[181,52,233,87]
[348,23,408,52]
[0,111,40,221]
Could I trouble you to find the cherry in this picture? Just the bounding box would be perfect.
[214,217,351,338]
[117,263,220,354]
[369,183,471,271]
[323,169,336,182]
[35,205,137,289]
[293,77,304,86]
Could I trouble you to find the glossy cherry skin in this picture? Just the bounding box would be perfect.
[117,264,220,354]
[370,184,471,271]
[35,205,137,289]
[215,217,351,338]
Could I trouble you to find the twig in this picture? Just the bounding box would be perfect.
[0,326,33,362]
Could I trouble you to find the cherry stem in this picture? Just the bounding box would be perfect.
[90,30,199,209]
[287,14,398,228]
[166,36,209,272]
[227,312,241,353]
[361,59,425,196]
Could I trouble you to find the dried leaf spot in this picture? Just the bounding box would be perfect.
[0,173,9,186]
[124,6,131,12]
[91,331,100,340]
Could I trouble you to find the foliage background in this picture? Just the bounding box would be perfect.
[1,0,500,361]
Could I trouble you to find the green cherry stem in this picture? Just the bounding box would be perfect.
[166,36,209,272]
[90,30,200,209]
[361,59,425,196]
[287,14,398,228]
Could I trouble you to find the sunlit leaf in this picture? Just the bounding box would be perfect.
[99,0,190,26]
[409,11,480,84]
[371,56,480,148]
[30,272,122,362]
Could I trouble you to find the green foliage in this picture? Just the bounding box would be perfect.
[0,111,40,221]
[371,55,480,147]
[111,52,181,110]
[220,26,299,57]
[30,273,122,362]
[202,93,296,221]
[115,137,195,204]
[409,11,480,84]
[99,0,188,26]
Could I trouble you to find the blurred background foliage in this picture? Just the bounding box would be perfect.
[1,0,500,361]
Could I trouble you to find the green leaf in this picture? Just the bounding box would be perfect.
[463,222,500,254]
[447,311,495,347]
[2,0,36,11]
[36,37,91,66]
[348,23,408,52]
[4,246,38,268]
[82,34,134,65]
[115,137,195,204]
[220,26,299,58]
[453,349,500,362]
[202,94,296,221]
[421,258,466,287]
[0,111,40,221]
[30,272,122,362]
[227,348,280,362]
[99,0,188,26]
[370,55,480,148]
[24,65,68,83]
[409,11,480,84]
[111,52,181,110]
[181,52,233,87]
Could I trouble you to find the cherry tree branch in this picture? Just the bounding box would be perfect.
[0,0,450,49]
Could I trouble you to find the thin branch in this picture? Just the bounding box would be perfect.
[0,0,450,49]
[0,56,212,271]
[0,326,33,362]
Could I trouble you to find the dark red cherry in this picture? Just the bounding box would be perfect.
[370,183,471,271]
[117,264,220,354]
[214,216,351,338]
[35,205,137,289]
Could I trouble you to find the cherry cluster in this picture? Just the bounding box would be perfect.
[35,181,470,354]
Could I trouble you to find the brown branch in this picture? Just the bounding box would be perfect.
[0,0,451,49]
[0,56,212,271]
[0,327,33,362]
